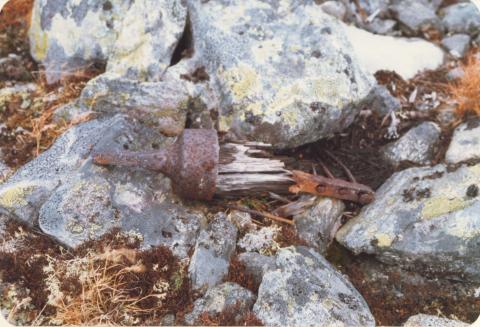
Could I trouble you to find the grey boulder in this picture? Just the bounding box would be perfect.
[187,0,374,148]
[29,0,187,83]
[445,118,480,164]
[184,282,256,325]
[253,246,375,326]
[188,214,238,292]
[336,163,480,282]
[0,115,204,258]
[441,3,480,36]
[441,34,471,58]
[390,0,441,34]
[382,122,441,166]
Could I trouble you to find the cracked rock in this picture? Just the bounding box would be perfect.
[188,214,238,292]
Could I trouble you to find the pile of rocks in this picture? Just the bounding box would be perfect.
[1,0,480,325]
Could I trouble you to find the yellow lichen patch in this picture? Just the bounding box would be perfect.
[447,216,480,239]
[222,64,260,101]
[28,3,48,61]
[421,197,469,220]
[0,182,35,208]
[375,233,393,247]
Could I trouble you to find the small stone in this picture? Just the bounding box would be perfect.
[441,34,471,58]
[382,122,441,166]
[445,118,480,164]
[293,197,345,254]
[319,1,347,20]
[435,103,458,127]
[446,67,465,81]
[227,210,255,232]
[184,282,256,325]
[237,252,276,286]
[364,84,402,116]
[441,3,480,35]
[390,0,441,35]
[188,214,238,292]
[366,18,397,35]
[253,246,375,326]
[403,314,469,327]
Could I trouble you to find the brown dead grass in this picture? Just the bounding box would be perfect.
[449,51,480,117]
[0,0,33,30]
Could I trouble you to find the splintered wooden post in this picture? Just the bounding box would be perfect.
[92,129,294,200]
[215,142,294,198]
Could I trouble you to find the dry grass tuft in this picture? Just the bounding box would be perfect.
[449,51,480,117]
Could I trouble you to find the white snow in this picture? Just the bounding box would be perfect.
[344,25,445,80]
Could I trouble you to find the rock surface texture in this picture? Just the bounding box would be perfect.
[336,163,480,282]
[187,0,374,148]
[253,246,375,326]
[0,115,204,258]
[445,118,480,164]
[403,314,469,327]
[29,0,187,83]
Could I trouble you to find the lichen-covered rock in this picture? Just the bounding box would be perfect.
[403,314,469,327]
[184,282,256,325]
[0,114,204,258]
[445,118,480,164]
[79,71,189,131]
[187,0,374,148]
[344,24,444,80]
[293,197,345,254]
[441,3,480,36]
[105,0,187,80]
[237,252,276,286]
[336,163,480,282]
[390,0,441,34]
[29,0,186,83]
[189,214,238,292]
[253,246,375,326]
[441,34,471,58]
[382,122,441,166]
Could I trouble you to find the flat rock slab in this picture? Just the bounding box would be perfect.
[253,246,375,326]
[188,0,374,148]
[445,118,480,164]
[336,163,480,282]
[0,115,204,258]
